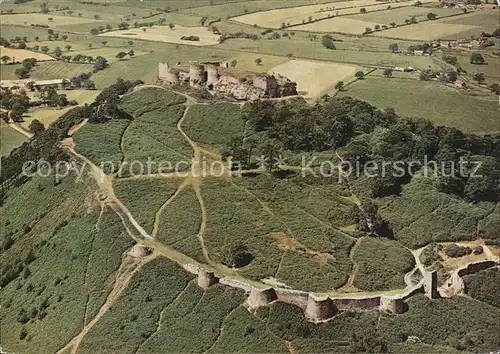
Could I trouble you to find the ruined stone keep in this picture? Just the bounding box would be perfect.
[158,61,298,100]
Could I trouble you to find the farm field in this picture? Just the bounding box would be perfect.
[373,21,480,40]
[0,122,28,156]
[1,61,93,81]
[293,17,384,35]
[338,76,499,133]
[100,25,221,46]
[347,6,464,25]
[270,59,360,97]
[0,47,54,63]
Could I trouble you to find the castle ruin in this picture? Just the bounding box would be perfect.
[158,61,298,100]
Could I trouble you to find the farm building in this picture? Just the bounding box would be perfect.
[29,79,71,91]
[158,61,297,100]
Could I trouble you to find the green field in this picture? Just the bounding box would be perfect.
[338,76,499,133]
[347,6,464,25]
[0,123,28,157]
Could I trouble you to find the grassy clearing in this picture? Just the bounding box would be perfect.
[156,187,205,263]
[451,52,500,85]
[0,123,28,157]
[119,87,192,175]
[71,48,150,63]
[338,76,498,133]
[352,237,415,291]
[182,103,243,150]
[73,119,130,173]
[120,87,186,115]
[121,105,191,175]
[379,172,497,249]
[229,176,356,291]
[270,59,359,97]
[201,180,285,281]
[379,294,500,352]
[114,179,181,234]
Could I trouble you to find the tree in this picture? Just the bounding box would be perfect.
[118,22,130,30]
[168,23,175,30]
[34,36,39,41]
[158,18,166,25]
[15,67,30,79]
[200,16,208,26]
[1,55,10,64]
[334,81,344,91]
[427,12,438,20]
[40,2,49,13]
[374,24,380,30]
[383,68,393,77]
[127,49,135,57]
[90,28,99,35]
[389,22,396,27]
[62,35,68,41]
[64,44,72,52]
[53,46,62,58]
[19,327,28,340]
[360,7,367,13]
[127,40,134,47]
[470,52,485,64]
[321,34,336,49]
[442,55,458,65]
[472,72,485,83]
[67,10,74,16]
[255,58,262,66]
[18,42,26,49]
[93,56,108,71]
[389,43,398,52]
[489,83,500,95]
[415,0,422,5]
[116,51,127,60]
[78,13,82,17]
[364,27,372,33]
[106,24,112,31]
[11,101,27,121]
[220,243,253,268]
[230,59,237,68]
[48,17,53,22]
[29,119,45,135]
[355,71,365,80]
[94,14,100,20]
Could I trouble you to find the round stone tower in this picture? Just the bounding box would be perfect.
[379,296,405,314]
[305,294,336,321]
[189,63,206,87]
[205,63,219,87]
[247,288,278,309]
[197,268,218,289]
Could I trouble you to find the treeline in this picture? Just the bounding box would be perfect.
[233,97,500,203]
